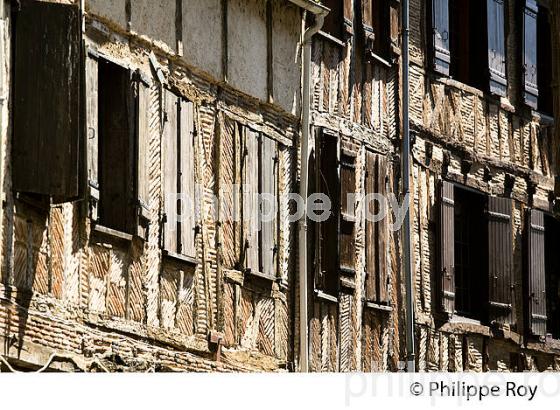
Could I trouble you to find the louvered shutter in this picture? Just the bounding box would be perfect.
[523,0,539,109]
[340,151,356,275]
[243,128,259,273]
[365,151,376,301]
[431,0,451,75]
[527,209,547,337]
[376,155,389,304]
[86,51,99,220]
[439,181,455,315]
[13,1,82,199]
[179,100,196,257]
[487,0,507,96]
[260,136,278,278]
[163,90,179,252]
[135,78,151,234]
[487,196,514,325]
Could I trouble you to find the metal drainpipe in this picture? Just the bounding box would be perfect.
[401,0,416,373]
[299,10,325,373]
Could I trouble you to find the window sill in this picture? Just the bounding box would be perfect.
[245,269,276,283]
[364,301,393,313]
[92,224,133,243]
[367,51,392,68]
[314,289,338,304]
[162,250,200,266]
[341,212,356,224]
[316,30,346,48]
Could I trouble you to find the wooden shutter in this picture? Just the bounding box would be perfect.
[376,155,388,303]
[136,78,151,226]
[260,136,278,278]
[487,196,514,325]
[340,151,356,274]
[178,100,196,257]
[365,151,376,301]
[527,209,547,337]
[243,128,259,273]
[13,1,82,198]
[439,181,455,315]
[363,0,374,49]
[163,90,179,252]
[343,0,354,35]
[523,0,539,109]
[431,0,451,75]
[86,52,99,220]
[487,0,507,96]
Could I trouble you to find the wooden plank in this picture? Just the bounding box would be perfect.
[523,0,539,109]
[376,155,389,303]
[439,181,455,315]
[179,100,196,257]
[339,152,356,274]
[487,0,507,96]
[487,196,513,325]
[163,90,179,252]
[431,0,451,75]
[13,1,81,198]
[136,81,150,219]
[86,54,99,217]
[260,135,277,278]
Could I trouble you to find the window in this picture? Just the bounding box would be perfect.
[85,52,150,238]
[162,89,197,259]
[239,124,279,279]
[315,130,340,295]
[453,187,487,319]
[522,1,553,113]
[364,151,389,305]
[430,0,507,96]
[526,211,560,339]
[439,182,514,324]
[12,1,82,200]
[362,0,391,59]
[321,0,353,40]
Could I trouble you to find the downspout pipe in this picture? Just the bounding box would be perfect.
[401,0,416,372]
[298,6,327,373]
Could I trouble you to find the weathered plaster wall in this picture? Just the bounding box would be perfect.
[130,0,177,53]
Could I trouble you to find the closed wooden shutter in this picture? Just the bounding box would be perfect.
[487,0,507,96]
[340,151,356,275]
[163,90,179,252]
[13,1,82,199]
[523,0,539,109]
[431,0,451,75]
[527,209,547,337]
[136,79,151,224]
[362,0,374,47]
[243,128,259,273]
[260,136,278,278]
[179,100,196,257]
[376,155,389,304]
[86,52,99,219]
[365,151,376,301]
[487,196,513,325]
[439,181,455,314]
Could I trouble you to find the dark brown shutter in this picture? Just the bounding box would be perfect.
[362,0,374,49]
[243,128,259,273]
[13,1,81,198]
[86,52,99,220]
[431,0,451,75]
[376,155,389,304]
[439,181,455,314]
[163,90,179,252]
[365,151,376,301]
[343,0,354,35]
[523,0,539,109]
[179,100,196,257]
[340,151,356,275]
[487,0,507,96]
[527,209,547,337]
[487,196,514,325]
[136,79,151,227]
[259,136,278,278]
